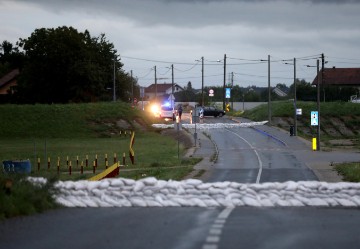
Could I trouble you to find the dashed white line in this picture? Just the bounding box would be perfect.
[202,207,234,249]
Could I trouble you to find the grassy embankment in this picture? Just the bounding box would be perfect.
[240,101,360,181]
[0,102,200,219]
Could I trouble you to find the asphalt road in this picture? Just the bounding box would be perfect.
[1,116,360,249]
[204,125,317,183]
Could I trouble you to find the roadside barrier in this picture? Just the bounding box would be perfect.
[12,130,135,176]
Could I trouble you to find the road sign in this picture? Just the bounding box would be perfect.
[209,89,214,97]
[140,87,145,98]
[296,108,302,115]
[311,111,318,126]
[225,88,231,99]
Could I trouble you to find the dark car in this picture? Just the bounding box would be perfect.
[198,106,226,117]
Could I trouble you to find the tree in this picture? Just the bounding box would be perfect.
[0,40,24,76]
[14,26,129,103]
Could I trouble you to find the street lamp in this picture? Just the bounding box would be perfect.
[306,59,321,150]
[113,54,116,102]
[195,57,204,106]
[259,56,271,125]
[223,54,226,111]
[285,58,297,136]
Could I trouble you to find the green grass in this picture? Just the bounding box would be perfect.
[334,162,360,182]
[243,101,360,121]
[0,175,60,220]
[0,102,142,138]
[0,102,196,181]
[0,102,202,219]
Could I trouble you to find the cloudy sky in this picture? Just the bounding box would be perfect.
[1,0,360,89]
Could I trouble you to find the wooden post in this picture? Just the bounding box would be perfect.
[80,161,83,174]
[47,157,50,170]
[69,161,72,175]
[105,154,108,169]
[57,157,60,174]
[114,153,117,163]
[86,155,88,167]
[37,158,40,171]
[122,152,126,165]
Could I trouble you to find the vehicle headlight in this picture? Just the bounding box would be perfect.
[151,104,160,114]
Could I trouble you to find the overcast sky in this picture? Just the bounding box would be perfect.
[1,0,360,89]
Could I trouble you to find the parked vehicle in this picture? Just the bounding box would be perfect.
[197,106,225,117]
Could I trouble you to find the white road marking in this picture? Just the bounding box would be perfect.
[202,207,234,249]
[225,128,263,184]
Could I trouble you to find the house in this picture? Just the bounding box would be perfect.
[0,69,19,95]
[312,68,360,86]
[145,83,184,100]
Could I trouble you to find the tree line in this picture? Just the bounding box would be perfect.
[0,26,138,104]
[172,79,358,104]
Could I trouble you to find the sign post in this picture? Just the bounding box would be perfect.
[311,111,319,150]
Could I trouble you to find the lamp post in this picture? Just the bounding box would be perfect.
[267,55,271,125]
[201,57,204,106]
[223,54,227,110]
[306,59,321,150]
[284,58,297,136]
[154,65,157,102]
[113,55,116,102]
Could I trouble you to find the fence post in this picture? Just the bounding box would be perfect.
[114,153,117,163]
[57,157,60,175]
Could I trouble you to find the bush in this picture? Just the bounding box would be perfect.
[0,174,60,220]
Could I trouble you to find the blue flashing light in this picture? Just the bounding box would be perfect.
[163,101,171,107]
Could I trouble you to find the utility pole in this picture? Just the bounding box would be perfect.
[294,58,297,136]
[318,54,324,150]
[231,72,234,110]
[113,55,116,102]
[201,57,204,106]
[268,55,271,125]
[171,64,174,109]
[131,70,133,104]
[154,66,157,102]
[223,54,227,110]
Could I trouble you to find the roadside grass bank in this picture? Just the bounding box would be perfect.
[242,101,360,181]
[0,175,60,220]
[0,102,199,181]
[334,163,360,182]
[0,102,200,219]
[242,101,360,148]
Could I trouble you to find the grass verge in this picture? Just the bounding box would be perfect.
[0,175,59,220]
[334,162,360,182]
[0,102,202,219]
